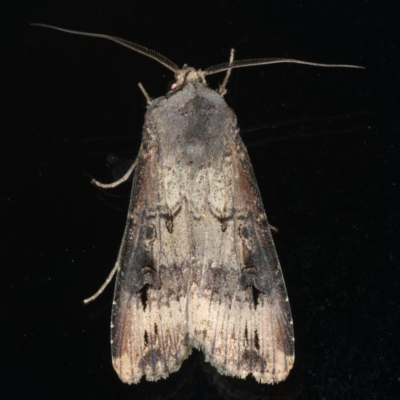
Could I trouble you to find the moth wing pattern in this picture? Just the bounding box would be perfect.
[111,82,294,384]
[111,122,193,383]
[188,126,295,383]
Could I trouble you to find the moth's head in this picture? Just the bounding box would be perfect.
[171,65,206,90]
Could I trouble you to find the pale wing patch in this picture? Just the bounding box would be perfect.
[163,167,181,215]
[207,154,234,223]
[113,285,192,384]
[189,279,294,383]
[208,167,225,218]
[190,167,208,219]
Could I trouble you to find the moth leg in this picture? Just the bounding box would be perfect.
[91,158,137,189]
[218,48,235,96]
[269,223,279,233]
[83,261,119,304]
[138,82,152,104]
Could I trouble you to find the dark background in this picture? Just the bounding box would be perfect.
[4,1,399,399]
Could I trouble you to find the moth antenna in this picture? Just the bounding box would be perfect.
[31,23,180,74]
[205,57,365,76]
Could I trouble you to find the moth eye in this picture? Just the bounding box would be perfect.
[167,79,177,91]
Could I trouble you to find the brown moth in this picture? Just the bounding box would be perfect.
[32,23,362,384]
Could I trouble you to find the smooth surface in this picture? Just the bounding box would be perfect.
[5,0,398,399]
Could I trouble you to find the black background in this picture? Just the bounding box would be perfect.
[4,1,399,399]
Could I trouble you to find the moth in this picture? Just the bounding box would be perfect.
[33,24,362,384]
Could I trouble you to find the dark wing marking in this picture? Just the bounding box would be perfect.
[189,126,294,383]
[111,125,193,384]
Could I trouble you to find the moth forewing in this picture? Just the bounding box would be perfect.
[32,23,362,384]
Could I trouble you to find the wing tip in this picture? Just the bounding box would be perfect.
[193,337,294,384]
[113,347,193,384]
